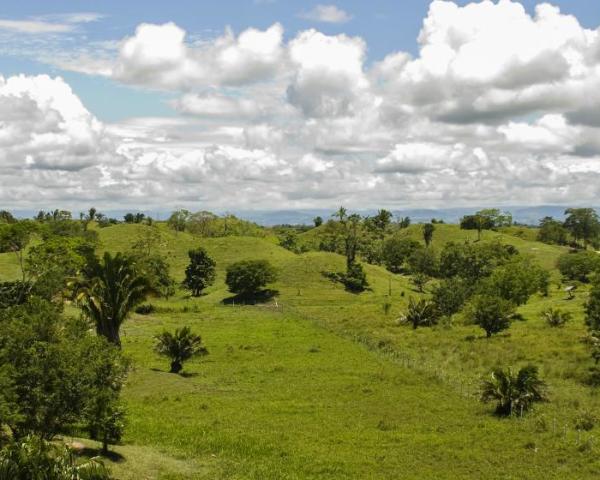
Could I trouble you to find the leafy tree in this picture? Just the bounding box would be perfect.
[564,208,600,248]
[585,280,600,332]
[0,435,110,479]
[168,209,191,232]
[465,294,516,337]
[537,216,568,245]
[313,216,323,227]
[382,237,420,273]
[154,326,208,374]
[541,308,572,328]
[481,257,549,305]
[398,297,438,329]
[75,252,151,346]
[460,214,492,240]
[411,272,430,293]
[225,260,277,297]
[0,221,36,281]
[183,248,216,297]
[431,277,472,317]
[398,216,411,229]
[439,241,515,282]
[81,337,129,455]
[423,223,435,247]
[407,247,438,277]
[371,209,393,237]
[480,365,548,416]
[342,262,369,292]
[0,210,16,224]
[88,207,97,222]
[557,251,600,282]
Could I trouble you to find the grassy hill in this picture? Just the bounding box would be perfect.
[2,222,599,478]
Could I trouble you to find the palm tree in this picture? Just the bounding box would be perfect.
[541,308,572,327]
[480,365,548,416]
[75,252,151,347]
[154,326,208,374]
[398,297,438,329]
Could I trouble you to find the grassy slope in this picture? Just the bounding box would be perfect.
[3,223,599,478]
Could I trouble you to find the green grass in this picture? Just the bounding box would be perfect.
[4,222,600,478]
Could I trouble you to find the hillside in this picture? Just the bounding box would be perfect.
[1,222,598,478]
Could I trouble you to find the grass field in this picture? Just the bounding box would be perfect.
[2,223,599,478]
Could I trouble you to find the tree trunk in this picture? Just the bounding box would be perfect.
[170,360,182,374]
[102,434,109,456]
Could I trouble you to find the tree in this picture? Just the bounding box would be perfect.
[465,294,516,337]
[88,207,97,222]
[537,217,568,245]
[423,223,435,247]
[564,208,600,248]
[333,206,347,224]
[313,216,323,227]
[411,272,430,293]
[431,277,472,317]
[168,209,191,232]
[407,247,438,277]
[225,260,277,297]
[342,262,369,292]
[398,216,411,229]
[75,252,151,346]
[0,210,16,224]
[398,297,438,329]
[482,257,549,306]
[382,237,420,273]
[557,251,600,282]
[480,365,548,416]
[0,222,36,282]
[183,248,216,297]
[155,326,208,374]
[372,209,393,237]
[585,279,600,332]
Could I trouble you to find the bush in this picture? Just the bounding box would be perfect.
[225,260,277,296]
[398,297,438,329]
[557,251,600,282]
[342,262,369,292]
[431,277,472,317]
[541,308,571,327]
[381,237,421,273]
[464,294,516,337]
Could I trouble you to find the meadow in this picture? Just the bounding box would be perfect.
[1,221,599,479]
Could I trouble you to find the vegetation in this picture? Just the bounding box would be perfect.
[225,259,278,298]
[398,297,438,329]
[183,248,216,297]
[465,294,516,337]
[480,365,548,416]
[154,326,208,374]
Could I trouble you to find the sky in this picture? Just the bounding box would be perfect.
[1,0,600,212]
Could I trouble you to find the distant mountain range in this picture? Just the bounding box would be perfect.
[7,205,585,226]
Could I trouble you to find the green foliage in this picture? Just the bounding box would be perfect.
[564,208,600,248]
[423,223,435,247]
[481,257,549,305]
[541,308,572,327]
[557,251,600,283]
[439,241,515,282]
[585,280,600,332]
[154,326,208,374]
[411,272,430,293]
[183,248,216,297]
[313,216,323,227]
[0,435,110,480]
[167,209,191,232]
[398,297,438,329]
[342,262,369,293]
[75,252,151,346]
[480,365,548,416]
[431,277,472,317]
[537,217,569,245]
[407,247,438,277]
[464,294,516,337]
[381,236,420,273]
[0,281,32,309]
[0,210,16,224]
[225,259,277,296]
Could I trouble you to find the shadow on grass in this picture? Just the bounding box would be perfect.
[150,367,200,377]
[78,446,125,462]
[222,289,279,305]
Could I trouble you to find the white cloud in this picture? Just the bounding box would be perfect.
[0,12,103,34]
[5,2,600,211]
[299,5,352,24]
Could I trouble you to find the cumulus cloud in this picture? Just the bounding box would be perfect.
[299,5,352,24]
[4,1,600,211]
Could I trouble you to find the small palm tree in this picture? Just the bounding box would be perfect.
[480,365,548,416]
[541,308,572,327]
[398,297,438,329]
[155,326,208,374]
[75,252,151,347]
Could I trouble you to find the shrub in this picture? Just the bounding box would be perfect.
[154,326,208,374]
[541,308,571,327]
[480,365,548,416]
[464,294,516,337]
[135,304,156,315]
[398,297,438,329]
[431,277,472,317]
[381,237,420,273]
[342,262,369,292]
[225,260,277,296]
[557,251,600,283]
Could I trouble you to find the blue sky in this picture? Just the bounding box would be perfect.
[2,0,600,121]
[1,1,600,211]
